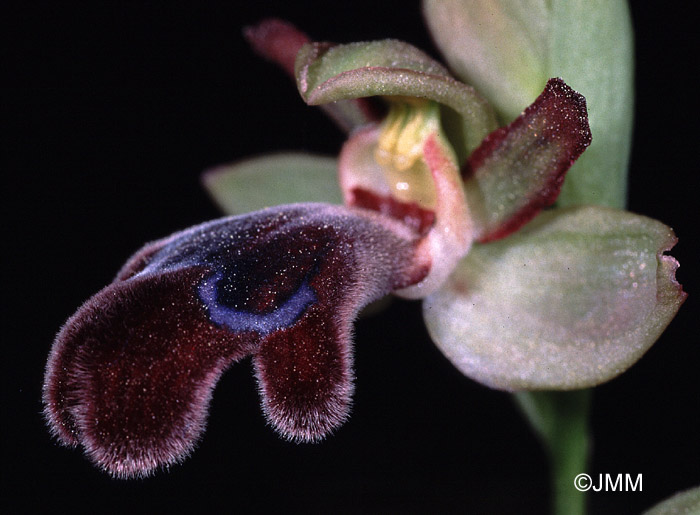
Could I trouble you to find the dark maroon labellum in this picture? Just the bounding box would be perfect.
[43,203,427,478]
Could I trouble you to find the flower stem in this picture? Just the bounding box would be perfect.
[515,390,592,515]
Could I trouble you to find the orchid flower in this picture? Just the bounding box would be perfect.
[43,8,685,481]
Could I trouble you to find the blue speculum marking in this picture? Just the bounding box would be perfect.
[198,271,317,336]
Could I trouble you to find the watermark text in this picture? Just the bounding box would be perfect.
[574,473,642,492]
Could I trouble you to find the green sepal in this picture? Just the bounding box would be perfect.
[202,153,342,215]
[423,206,686,390]
[295,39,498,155]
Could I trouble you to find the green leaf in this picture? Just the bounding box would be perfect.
[643,486,700,515]
[423,0,549,123]
[295,39,497,155]
[423,206,686,390]
[202,153,342,215]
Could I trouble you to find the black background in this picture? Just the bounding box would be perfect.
[3,2,698,513]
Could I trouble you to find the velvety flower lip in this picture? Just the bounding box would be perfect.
[43,203,432,478]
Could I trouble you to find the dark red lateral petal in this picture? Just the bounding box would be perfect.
[463,78,592,243]
[44,204,428,477]
[244,18,311,78]
[244,18,380,131]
